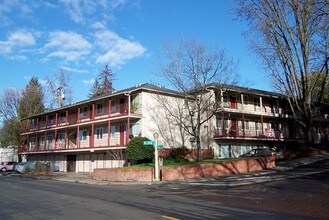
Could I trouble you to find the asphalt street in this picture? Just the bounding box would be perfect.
[1,158,329,219]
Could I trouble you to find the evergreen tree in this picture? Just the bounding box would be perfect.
[18,77,45,119]
[89,65,115,98]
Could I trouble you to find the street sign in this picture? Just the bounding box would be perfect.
[157,145,164,149]
[143,140,155,145]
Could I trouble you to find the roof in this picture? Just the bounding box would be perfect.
[206,83,285,98]
[21,83,181,120]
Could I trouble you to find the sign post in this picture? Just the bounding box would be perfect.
[153,132,160,181]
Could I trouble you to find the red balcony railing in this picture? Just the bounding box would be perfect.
[214,128,285,140]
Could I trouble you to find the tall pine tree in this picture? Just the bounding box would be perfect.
[89,65,115,98]
[18,77,45,119]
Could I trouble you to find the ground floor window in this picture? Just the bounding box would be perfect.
[220,144,231,158]
[240,145,251,155]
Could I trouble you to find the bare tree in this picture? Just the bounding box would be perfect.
[158,38,238,161]
[0,88,20,121]
[46,68,73,108]
[235,0,329,147]
[0,88,21,146]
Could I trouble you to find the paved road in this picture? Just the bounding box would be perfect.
[0,159,328,219]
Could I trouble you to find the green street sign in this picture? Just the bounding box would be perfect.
[157,145,164,149]
[143,141,155,145]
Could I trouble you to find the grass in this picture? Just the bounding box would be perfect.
[124,157,243,168]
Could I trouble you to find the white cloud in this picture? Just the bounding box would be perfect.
[61,66,88,74]
[59,0,128,24]
[0,30,36,55]
[94,30,146,66]
[44,31,92,61]
[82,78,95,85]
[9,55,28,61]
[90,21,107,30]
[110,0,127,9]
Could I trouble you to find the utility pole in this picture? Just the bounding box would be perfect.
[56,86,65,108]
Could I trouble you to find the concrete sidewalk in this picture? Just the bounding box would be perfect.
[27,153,329,185]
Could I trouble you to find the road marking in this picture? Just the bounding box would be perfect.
[162,215,180,220]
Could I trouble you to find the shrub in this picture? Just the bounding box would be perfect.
[125,136,154,164]
[168,146,190,159]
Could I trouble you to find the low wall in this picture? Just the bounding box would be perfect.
[93,157,275,182]
[161,157,275,181]
[93,167,154,182]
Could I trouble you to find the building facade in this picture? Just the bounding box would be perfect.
[19,84,184,172]
[19,83,329,172]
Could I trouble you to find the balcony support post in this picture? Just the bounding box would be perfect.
[242,113,245,136]
[76,126,80,148]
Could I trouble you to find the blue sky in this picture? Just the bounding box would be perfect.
[0,0,271,103]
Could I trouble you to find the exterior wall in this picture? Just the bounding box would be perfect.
[0,147,18,162]
[141,91,191,149]
[27,152,125,173]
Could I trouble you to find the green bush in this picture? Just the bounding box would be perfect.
[125,137,154,164]
[168,146,190,159]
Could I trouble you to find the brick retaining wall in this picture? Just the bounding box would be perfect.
[93,157,275,182]
[160,157,275,181]
[93,167,154,182]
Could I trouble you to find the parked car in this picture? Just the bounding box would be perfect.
[0,161,18,172]
[16,161,36,173]
[271,149,285,160]
[239,148,275,158]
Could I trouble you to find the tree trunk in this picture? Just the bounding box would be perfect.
[305,117,313,149]
[196,136,202,162]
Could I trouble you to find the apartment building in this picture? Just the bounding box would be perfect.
[19,83,183,172]
[209,85,329,158]
[19,83,329,172]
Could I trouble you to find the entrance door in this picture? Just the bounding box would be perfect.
[67,155,76,172]
[230,96,236,109]
[120,125,125,146]
[230,119,237,136]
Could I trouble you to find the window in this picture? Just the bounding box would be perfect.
[110,126,116,138]
[224,119,229,129]
[58,133,65,141]
[254,97,260,107]
[48,135,53,143]
[96,103,103,114]
[59,112,66,122]
[240,145,251,155]
[217,118,222,128]
[31,118,37,127]
[130,123,140,136]
[30,137,36,145]
[244,96,249,105]
[40,136,45,145]
[79,130,87,141]
[80,106,88,118]
[48,115,54,125]
[245,120,250,130]
[111,100,116,112]
[96,128,103,139]
[41,117,46,125]
[255,121,261,131]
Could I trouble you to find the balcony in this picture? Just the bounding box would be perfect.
[213,127,285,140]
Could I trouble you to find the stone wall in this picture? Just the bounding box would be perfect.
[93,157,275,182]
